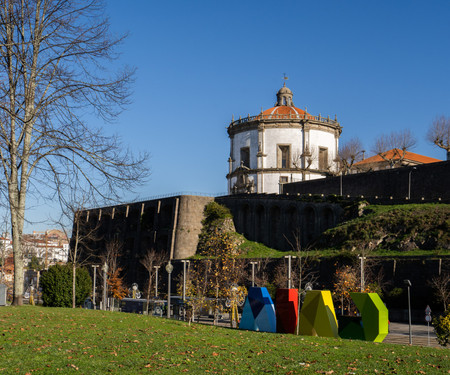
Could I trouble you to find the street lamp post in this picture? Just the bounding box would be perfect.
[249,261,258,287]
[404,279,412,345]
[339,173,343,196]
[358,255,366,292]
[181,260,190,302]
[154,265,160,298]
[181,260,190,321]
[91,264,99,309]
[166,261,174,319]
[284,255,297,289]
[101,262,108,311]
[408,167,417,200]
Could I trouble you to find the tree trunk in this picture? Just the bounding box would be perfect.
[10,179,26,306]
[72,263,76,308]
[146,272,151,315]
[11,209,24,306]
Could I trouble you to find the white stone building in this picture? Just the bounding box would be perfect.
[227,84,342,194]
[22,230,69,267]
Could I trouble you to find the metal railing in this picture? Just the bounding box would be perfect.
[229,113,339,127]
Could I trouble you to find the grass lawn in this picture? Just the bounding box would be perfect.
[0,306,448,374]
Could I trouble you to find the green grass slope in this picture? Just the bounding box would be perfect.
[0,306,448,374]
[316,203,450,254]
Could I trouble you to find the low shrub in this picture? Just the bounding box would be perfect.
[433,309,450,346]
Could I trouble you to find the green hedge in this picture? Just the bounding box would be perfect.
[40,264,91,307]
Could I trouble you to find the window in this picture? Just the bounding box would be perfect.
[240,147,250,168]
[279,176,288,183]
[277,145,290,168]
[319,147,328,170]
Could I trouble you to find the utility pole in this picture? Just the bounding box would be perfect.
[101,262,108,311]
[284,255,297,289]
[154,265,160,298]
[404,279,412,345]
[91,265,99,309]
[166,261,173,319]
[249,261,258,287]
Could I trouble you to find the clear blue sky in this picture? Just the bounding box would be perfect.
[23,0,450,231]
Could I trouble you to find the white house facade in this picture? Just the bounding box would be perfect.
[227,84,342,194]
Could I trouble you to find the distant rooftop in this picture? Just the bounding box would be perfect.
[354,148,441,166]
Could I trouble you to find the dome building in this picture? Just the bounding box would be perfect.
[227,84,342,194]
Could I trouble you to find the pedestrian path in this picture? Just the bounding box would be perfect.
[384,322,441,348]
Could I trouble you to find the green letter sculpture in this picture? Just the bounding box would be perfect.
[298,290,339,338]
[348,292,389,342]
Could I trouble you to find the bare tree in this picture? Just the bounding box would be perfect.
[427,116,450,161]
[140,249,167,314]
[337,137,365,175]
[292,149,317,170]
[65,206,101,309]
[101,238,123,277]
[0,1,149,305]
[372,130,417,168]
[429,274,450,312]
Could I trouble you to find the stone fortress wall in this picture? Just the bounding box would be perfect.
[78,195,213,286]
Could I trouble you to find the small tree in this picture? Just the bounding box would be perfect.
[427,115,450,161]
[40,264,91,307]
[140,249,167,314]
[429,274,450,312]
[58,194,102,309]
[107,268,127,300]
[333,265,359,315]
[433,310,450,347]
[337,137,365,175]
[28,256,44,271]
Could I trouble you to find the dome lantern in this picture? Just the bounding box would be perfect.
[276,82,294,107]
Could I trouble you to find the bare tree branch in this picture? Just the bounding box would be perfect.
[372,129,417,168]
[427,115,450,161]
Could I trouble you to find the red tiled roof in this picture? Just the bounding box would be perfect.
[354,148,441,166]
[261,105,313,118]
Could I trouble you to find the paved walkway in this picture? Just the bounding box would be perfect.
[384,322,441,348]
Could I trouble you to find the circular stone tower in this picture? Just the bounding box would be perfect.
[227,84,342,194]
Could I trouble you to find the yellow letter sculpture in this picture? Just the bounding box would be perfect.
[298,290,339,338]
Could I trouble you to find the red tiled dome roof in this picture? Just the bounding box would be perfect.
[261,105,314,119]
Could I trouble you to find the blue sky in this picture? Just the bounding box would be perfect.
[23,0,450,231]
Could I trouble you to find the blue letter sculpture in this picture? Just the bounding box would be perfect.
[239,287,276,333]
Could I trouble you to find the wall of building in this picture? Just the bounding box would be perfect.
[77,195,213,287]
[282,160,450,200]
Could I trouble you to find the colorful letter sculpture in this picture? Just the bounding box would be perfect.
[239,287,276,333]
[275,289,298,334]
[298,290,339,338]
[348,292,389,342]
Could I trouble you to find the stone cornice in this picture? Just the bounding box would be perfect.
[227,118,341,137]
[227,167,328,179]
